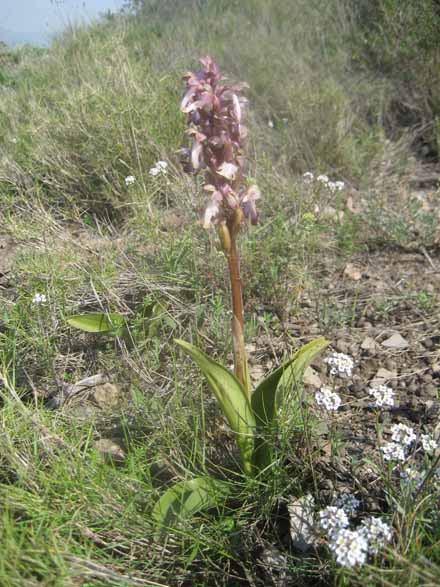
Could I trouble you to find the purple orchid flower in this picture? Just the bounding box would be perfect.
[180,56,260,229]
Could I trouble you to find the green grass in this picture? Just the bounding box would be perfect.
[1,0,440,585]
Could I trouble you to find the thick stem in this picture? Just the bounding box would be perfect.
[225,225,250,397]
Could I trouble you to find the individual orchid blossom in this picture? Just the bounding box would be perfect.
[180,56,260,232]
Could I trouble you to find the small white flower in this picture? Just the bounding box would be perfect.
[327,181,337,193]
[391,423,416,447]
[359,517,393,554]
[325,352,354,378]
[303,171,314,184]
[124,175,136,186]
[380,441,406,462]
[329,528,368,568]
[268,119,274,128]
[149,166,161,177]
[335,180,345,191]
[368,384,395,408]
[317,174,329,184]
[319,506,349,537]
[149,161,169,177]
[335,494,360,515]
[315,387,342,411]
[421,434,438,454]
[32,293,47,304]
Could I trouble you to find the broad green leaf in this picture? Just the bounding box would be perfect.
[67,312,125,334]
[152,476,231,535]
[175,339,256,475]
[251,337,329,470]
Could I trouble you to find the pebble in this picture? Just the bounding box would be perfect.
[350,382,364,394]
[361,336,376,351]
[432,362,440,375]
[384,359,397,371]
[425,384,437,397]
[407,383,418,394]
[335,339,349,354]
[382,333,409,350]
[423,338,434,349]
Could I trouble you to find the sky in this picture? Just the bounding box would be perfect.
[0,0,126,36]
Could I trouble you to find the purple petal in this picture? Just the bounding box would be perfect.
[241,185,261,224]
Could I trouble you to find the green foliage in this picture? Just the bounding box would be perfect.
[251,337,329,469]
[152,476,231,535]
[154,337,328,533]
[67,312,126,335]
[175,339,256,476]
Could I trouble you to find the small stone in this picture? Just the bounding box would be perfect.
[361,336,376,351]
[425,384,437,397]
[335,339,349,354]
[373,368,397,383]
[94,439,126,463]
[303,366,322,388]
[423,338,434,349]
[431,362,440,375]
[382,333,409,350]
[407,384,418,395]
[350,382,364,394]
[344,263,363,281]
[287,494,317,552]
[384,359,397,371]
[93,383,122,408]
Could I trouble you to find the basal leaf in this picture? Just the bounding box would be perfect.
[251,337,329,470]
[152,476,231,535]
[67,312,125,334]
[175,339,256,475]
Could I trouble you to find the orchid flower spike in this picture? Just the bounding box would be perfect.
[180,56,260,231]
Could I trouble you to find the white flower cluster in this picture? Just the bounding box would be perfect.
[32,293,47,304]
[319,506,349,536]
[421,433,439,454]
[124,175,136,186]
[325,352,354,378]
[391,423,417,447]
[381,430,411,463]
[315,387,342,411]
[368,384,395,408]
[381,441,407,462]
[149,160,168,177]
[359,517,393,554]
[335,494,361,515]
[329,528,368,568]
[303,172,345,192]
[320,502,392,568]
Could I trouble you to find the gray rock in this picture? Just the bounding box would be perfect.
[303,366,322,388]
[382,333,409,350]
[287,494,317,552]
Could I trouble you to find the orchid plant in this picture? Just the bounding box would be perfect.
[152,56,328,532]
